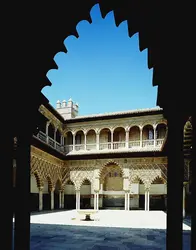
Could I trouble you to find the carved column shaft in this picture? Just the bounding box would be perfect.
[76,190,80,210]
[140,129,142,147]
[59,191,62,209]
[125,130,129,148]
[73,134,75,151]
[50,190,54,210]
[39,188,43,211]
[96,133,99,150]
[61,192,64,209]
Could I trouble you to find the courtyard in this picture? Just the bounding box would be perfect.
[14,210,191,249]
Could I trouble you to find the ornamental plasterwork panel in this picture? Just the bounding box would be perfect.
[129,166,164,189]
[30,149,63,188]
[70,169,94,190]
[31,146,64,166]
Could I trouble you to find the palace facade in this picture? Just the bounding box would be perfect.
[14,99,191,213]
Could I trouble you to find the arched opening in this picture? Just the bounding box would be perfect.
[56,129,61,143]
[86,129,96,150]
[80,179,91,209]
[64,179,76,209]
[142,124,154,147]
[150,177,166,211]
[30,174,40,212]
[100,163,124,209]
[54,179,62,209]
[42,177,52,210]
[75,130,85,151]
[48,123,55,139]
[156,123,166,147]
[129,126,140,148]
[113,127,125,149]
[48,124,56,148]
[65,131,73,153]
[99,128,111,150]
[134,177,146,210]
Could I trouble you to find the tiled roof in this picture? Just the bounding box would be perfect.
[64,107,162,121]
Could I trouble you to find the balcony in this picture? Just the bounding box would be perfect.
[35,131,165,155]
[35,131,65,154]
[64,139,165,155]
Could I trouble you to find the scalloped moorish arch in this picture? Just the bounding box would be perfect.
[31,171,43,189]
[46,176,53,191]
[152,176,166,184]
[98,160,125,178]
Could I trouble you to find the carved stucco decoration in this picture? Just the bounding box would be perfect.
[129,163,167,190]
[69,166,95,190]
[31,147,64,190]
[30,149,168,192]
[98,159,125,178]
[31,146,64,166]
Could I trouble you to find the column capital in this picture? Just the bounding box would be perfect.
[38,186,43,192]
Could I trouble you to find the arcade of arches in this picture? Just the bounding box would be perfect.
[25,146,170,211]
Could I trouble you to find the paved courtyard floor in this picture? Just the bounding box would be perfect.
[15,210,191,249]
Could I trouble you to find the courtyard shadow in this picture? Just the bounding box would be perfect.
[27,223,190,250]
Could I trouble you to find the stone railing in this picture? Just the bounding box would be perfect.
[34,131,165,155]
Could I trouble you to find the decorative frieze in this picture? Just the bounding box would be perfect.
[30,147,167,192]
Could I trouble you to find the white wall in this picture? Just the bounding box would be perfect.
[130,183,139,194]
[31,175,38,193]
[139,184,166,194]
[64,184,75,195]
[43,181,48,194]
[81,184,91,195]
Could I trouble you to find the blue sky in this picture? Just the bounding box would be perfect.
[42,4,158,116]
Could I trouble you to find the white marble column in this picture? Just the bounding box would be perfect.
[96,133,100,150]
[94,192,96,210]
[183,184,186,218]
[73,133,76,151]
[46,122,50,143]
[94,192,99,210]
[84,133,87,150]
[61,192,64,209]
[97,192,99,210]
[59,191,62,209]
[153,127,156,147]
[145,190,147,211]
[94,191,99,210]
[145,189,150,211]
[125,130,129,148]
[111,130,113,149]
[124,192,127,210]
[140,128,143,147]
[51,190,54,210]
[38,188,43,211]
[76,190,80,210]
[127,192,130,211]
[147,190,150,211]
